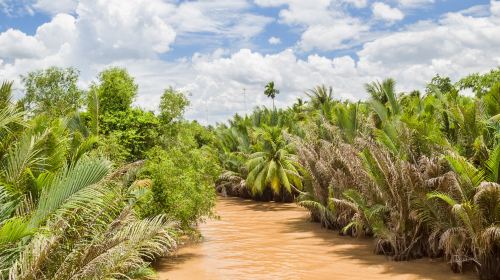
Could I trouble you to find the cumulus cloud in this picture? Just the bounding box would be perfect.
[299,20,368,51]
[177,49,365,123]
[372,2,405,22]
[1,0,500,125]
[0,29,47,59]
[255,0,370,51]
[0,0,77,15]
[0,0,271,75]
[181,2,500,123]
[75,0,177,60]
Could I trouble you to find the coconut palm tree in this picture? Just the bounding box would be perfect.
[264,81,279,110]
[245,125,303,199]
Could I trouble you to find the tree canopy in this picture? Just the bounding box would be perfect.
[21,67,83,117]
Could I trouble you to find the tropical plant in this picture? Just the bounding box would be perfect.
[213,71,500,279]
[0,70,219,279]
[245,125,303,201]
[0,157,178,280]
[264,81,279,110]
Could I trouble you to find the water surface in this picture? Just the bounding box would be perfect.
[157,197,474,280]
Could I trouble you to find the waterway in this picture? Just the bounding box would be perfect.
[157,197,474,280]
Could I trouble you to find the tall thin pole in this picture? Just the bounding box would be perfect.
[243,88,247,114]
[205,100,209,124]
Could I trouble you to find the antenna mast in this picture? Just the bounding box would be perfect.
[243,88,247,114]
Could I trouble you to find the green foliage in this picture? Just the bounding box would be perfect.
[159,88,190,124]
[457,67,500,97]
[245,125,303,196]
[89,67,138,114]
[264,81,279,110]
[366,78,400,117]
[0,69,218,279]
[426,74,455,95]
[1,158,177,279]
[5,62,500,279]
[137,146,218,228]
[20,67,83,118]
[0,81,13,109]
[216,68,500,279]
[86,89,99,135]
[306,85,334,109]
[100,108,159,162]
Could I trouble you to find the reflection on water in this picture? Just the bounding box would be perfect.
[157,197,474,280]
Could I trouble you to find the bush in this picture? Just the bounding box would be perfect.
[137,146,219,228]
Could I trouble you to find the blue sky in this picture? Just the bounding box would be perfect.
[0,0,499,123]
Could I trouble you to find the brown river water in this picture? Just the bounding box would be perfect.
[157,197,475,280]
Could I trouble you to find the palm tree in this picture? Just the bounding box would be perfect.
[291,98,307,122]
[216,75,500,278]
[417,147,500,277]
[365,78,401,126]
[1,157,177,279]
[0,81,14,109]
[358,144,427,260]
[0,79,178,279]
[333,102,360,143]
[264,81,279,110]
[306,85,334,109]
[428,182,500,279]
[245,125,303,199]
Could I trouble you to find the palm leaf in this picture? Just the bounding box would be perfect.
[484,144,500,183]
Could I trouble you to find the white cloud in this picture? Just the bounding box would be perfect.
[225,14,274,40]
[178,49,365,123]
[268,36,281,45]
[358,7,500,90]
[0,28,47,59]
[396,0,435,8]
[0,0,77,15]
[372,2,405,22]
[33,0,78,14]
[491,0,500,16]
[299,20,368,51]
[74,0,177,60]
[255,0,370,51]
[1,1,500,125]
[170,0,272,39]
[35,14,76,51]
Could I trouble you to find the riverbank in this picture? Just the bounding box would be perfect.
[157,197,475,280]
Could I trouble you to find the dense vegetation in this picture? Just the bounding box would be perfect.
[215,70,500,279]
[0,67,218,279]
[2,64,499,279]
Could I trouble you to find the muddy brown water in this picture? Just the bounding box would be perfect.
[157,197,475,280]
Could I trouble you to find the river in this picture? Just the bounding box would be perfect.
[157,197,474,280]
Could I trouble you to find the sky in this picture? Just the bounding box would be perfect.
[0,0,499,124]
